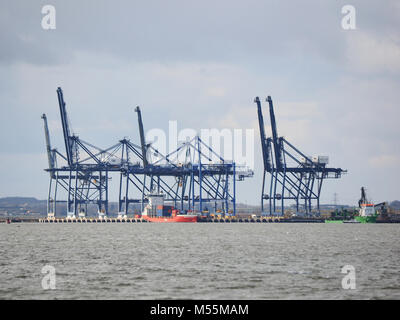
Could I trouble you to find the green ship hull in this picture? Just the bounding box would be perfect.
[325,216,378,223]
[354,215,377,223]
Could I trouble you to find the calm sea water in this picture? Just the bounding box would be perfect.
[0,223,399,299]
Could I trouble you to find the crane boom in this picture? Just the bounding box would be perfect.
[359,187,368,207]
[255,97,271,172]
[267,96,283,170]
[56,87,74,165]
[41,113,55,170]
[135,106,148,167]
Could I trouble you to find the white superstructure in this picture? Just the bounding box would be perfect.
[142,192,165,216]
[359,204,375,217]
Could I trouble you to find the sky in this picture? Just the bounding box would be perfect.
[0,0,399,206]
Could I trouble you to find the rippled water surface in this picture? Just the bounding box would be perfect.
[0,223,399,299]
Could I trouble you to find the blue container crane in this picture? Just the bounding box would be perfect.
[255,95,346,216]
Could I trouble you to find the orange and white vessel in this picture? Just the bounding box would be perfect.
[142,214,198,223]
[140,192,198,223]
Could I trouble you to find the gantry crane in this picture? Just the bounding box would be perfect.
[43,87,253,218]
[255,96,346,216]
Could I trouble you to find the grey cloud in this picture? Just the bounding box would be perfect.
[0,0,359,65]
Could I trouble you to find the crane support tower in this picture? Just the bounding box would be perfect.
[255,96,346,216]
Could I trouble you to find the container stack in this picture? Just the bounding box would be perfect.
[156,205,174,217]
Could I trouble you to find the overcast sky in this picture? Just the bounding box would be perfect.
[0,0,399,205]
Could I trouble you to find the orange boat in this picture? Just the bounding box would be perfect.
[142,214,198,223]
[141,192,198,223]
